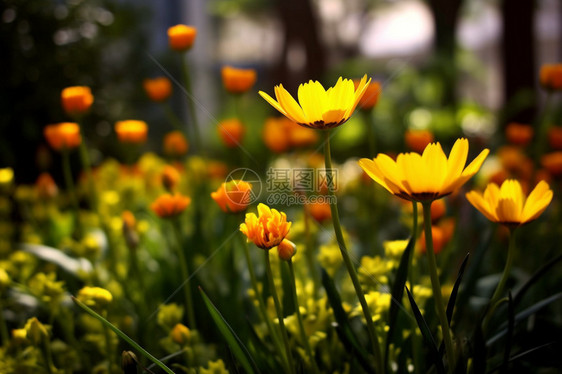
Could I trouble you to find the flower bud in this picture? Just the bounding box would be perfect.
[24,317,49,346]
[77,286,113,310]
[61,86,94,116]
[168,25,197,51]
[221,66,257,94]
[277,239,297,261]
[170,323,191,345]
[143,77,172,102]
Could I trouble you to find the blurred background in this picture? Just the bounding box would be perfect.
[1,0,561,182]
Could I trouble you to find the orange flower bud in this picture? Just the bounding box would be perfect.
[122,210,136,231]
[151,193,191,218]
[355,80,381,110]
[218,119,244,148]
[540,64,562,91]
[430,199,446,222]
[405,129,434,153]
[418,225,446,255]
[541,152,562,177]
[505,123,533,146]
[143,77,172,102]
[277,239,297,261]
[115,120,148,144]
[306,201,332,223]
[170,323,190,345]
[211,180,253,213]
[263,117,291,153]
[161,165,181,192]
[287,120,317,148]
[207,161,228,180]
[221,66,257,94]
[35,173,58,199]
[122,210,139,249]
[163,131,189,157]
[240,203,291,249]
[44,122,81,151]
[497,146,527,174]
[168,25,197,51]
[61,86,93,116]
[548,126,562,150]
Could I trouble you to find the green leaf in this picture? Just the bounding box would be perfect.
[405,286,445,374]
[513,253,562,306]
[71,297,175,374]
[502,291,514,373]
[446,253,469,324]
[321,269,374,372]
[199,287,259,374]
[487,342,556,373]
[385,235,415,368]
[487,292,562,345]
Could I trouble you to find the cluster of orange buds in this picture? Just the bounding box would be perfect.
[44,122,81,151]
[262,117,318,153]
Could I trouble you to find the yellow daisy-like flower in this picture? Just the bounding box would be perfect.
[359,138,489,202]
[240,203,291,249]
[258,75,371,130]
[465,180,553,227]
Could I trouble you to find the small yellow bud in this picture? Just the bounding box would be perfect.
[170,323,190,345]
[24,317,49,345]
[77,286,113,310]
[12,328,28,344]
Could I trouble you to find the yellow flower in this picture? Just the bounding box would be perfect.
[240,203,291,249]
[359,138,489,202]
[115,120,148,144]
[170,323,190,345]
[77,286,113,309]
[259,75,371,130]
[465,179,553,227]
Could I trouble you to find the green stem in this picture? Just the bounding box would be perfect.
[40,334,55,374]
[483,229,516,332]
[0,297,9,344]
[171,219,196,329]
[288,260,319,374]
[181,53,201,151]
[323,131,383,372]
[264,251,295,374]
[62,149,81,237]
[303,207,319,299]
[162,102,187,134]
[72,297,175,374]
[102,312,114,373]
[77,125,97,212]
[422,201,455,372]
[240,236,287,369]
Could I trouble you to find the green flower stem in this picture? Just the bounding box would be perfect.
[484,228,516,331]
[303,208,319,299]
[171,219,196,329]
[535,92,553,163]
[288,260,319,374]
[409,202,423,373]
[182,53,201,151]
[162,102,187,134]
[72,297,175,374]
[102,311,114,373]
[77,127,97,212]
[40,334,56,374]
[62,149,81,237]
[0,298,9,344]
[323,131,383,372]
[264,251,296,374]
[240,236,287,369]
[421,201,455,371]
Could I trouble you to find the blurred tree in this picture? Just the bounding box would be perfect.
[501,0,536,124]
[0,0,148,183]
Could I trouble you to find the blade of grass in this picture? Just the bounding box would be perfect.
[385,235,415,369]
[321,269,374,373]
[487,342,556,373]
[501,292,514,374]
[199,287,259,374]
[405,286,445,374]
[513,253,562,306]
[71,297,175,374]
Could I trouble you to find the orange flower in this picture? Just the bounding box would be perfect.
[240,203,291,249]
[430,199,446,222]
[115,120,148,144]
[405,129,434,153]
[497,146,528,174]
[306,201,332,222]
[505,123,533,146]
[35,173,58,199]
[143,77,172,102]
[161,165,181,192]
[262,117,317,153]
[211,180,253,213]
[151,193,191,218]
[540,64,562,91]
[207,161,228,180]
[44,122,81,151]
[218,119,244,147]
[168,25,197,51]
[419,225,446,255]
[221,66,257,94]
[355,80,381,110]
[121,210,136,231]
[164,131,189,157]
[288,121,318,148]
[61,86,94,116]
[541,152,562,177]
[277,239,297,261]
[548,127,562,150]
